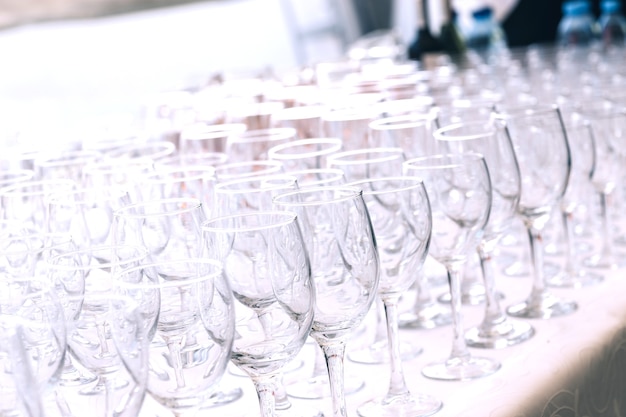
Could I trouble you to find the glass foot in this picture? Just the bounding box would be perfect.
[357,392,442,417]
[348,340,422,365]
[59,364,98,387]
[465,318,535,349]
[546,268,604,289]
[506,291,578,319]
[437,283,503,306]
[583,252,626,270]
[287,374,364,400]
[421,355,500,381]
[200,385,244,409]
[399,302,452,330]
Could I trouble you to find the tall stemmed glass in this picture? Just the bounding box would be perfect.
[346,177,441,417]
[202,211,315,417]
[494,104,578,318]
[403,153,499,380]
[0,278,67,417]
[273,186,380,417]
[47,244,149,410]
[546,110,603,287]
[434,120,535,348]
[113,258,235,417]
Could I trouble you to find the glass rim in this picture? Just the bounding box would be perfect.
[272,185,363,207]
[214,174,297,193]
[47,244,149,270]
[113,197,203,219]
[493,103,559,120]
[114,257,224,289]
[0,178,76,196]
[433,121,498,141]
[326,147,405,165]
[368,113,436,130]
[346,176,426,195]
[267,137,343,159]
[229,127,296,143]
[179,122,247,141]
[202,210,297,233]
[403,152,485,170]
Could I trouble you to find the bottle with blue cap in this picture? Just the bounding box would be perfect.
[557,0,596,46]
[598,0,626,46]
[463,6,507,51]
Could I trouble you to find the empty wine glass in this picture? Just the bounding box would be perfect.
[213,160,285,182]
[273,186,379,417]
[202,211,315,417]
[494,104,578,319]
[0,277,67,417]
[403,153,500,380]
[226,127,297,162]
[267,137,343,172]
[326,147,406,180]
[346,177,442,417]
[179,122,247,154]
[368,112,439,158]
[113,258,235,417]
[434,120,535,349]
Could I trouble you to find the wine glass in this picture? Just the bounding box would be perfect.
[0,276,67,417]
[368,112,439,158]
[47,244,149,409]
[213,160,285,182]
[273,185,379,417]
[434,120,535,348]
[111,197,206,263]
[326,147,406,180]
[494,104,578,319]
[345,177,442,417]
[545,109,604,287]
[113,258,235,417]
[178,122,247,154]
[267,137,343,172]
[226,127,297,162]
[202,211,315,417]
[403,153,500,380]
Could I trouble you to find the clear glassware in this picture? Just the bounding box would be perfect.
[576,99,626,270]
[0,168,35,189]
[494,104,578,319]
[179,122,247,155]
[33,149,102,182]
[114,258,235,417]
[345,177,442,417]
[273,186,380,417]
[404,153,500,380]
[271,105,328,139]
[368,112,439,158]
[434,120,535,349]
[202,211,316,417]
[213,160,285,182]
[0,279,67,417]
[111,197,206,264]
[0,179,76,230]
[226,127,297,162]
[321,106,381,151]
[267,137,343,172]
[545,110,603,287]
[104,140,177,162]
[326,147,406,180]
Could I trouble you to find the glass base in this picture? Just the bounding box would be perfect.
[583,252,626,270]
[275,400,325,417]
[465,318,535,349]
[437,283,503,306]
[357,392,442,417]
[200,385,244,409]
[348,340,422,365]
[399,302,452,330]
[506,291,578,319]
[287,374,364,400]
[422,355,500,381]
[546,268,604,289]
[59,364,98,387]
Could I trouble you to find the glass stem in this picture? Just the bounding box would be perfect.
[526,223,547,302]
[382,296,410,398]
[446,264,471,361]
[166,337,186,389]
[561,207,578,273]
[321,341,347,417]
[275,374,293,411]
[252,374,279,417]
[477,243,506,330]
[597,190,614,263]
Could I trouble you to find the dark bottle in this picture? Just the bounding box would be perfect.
[598,0,626,46]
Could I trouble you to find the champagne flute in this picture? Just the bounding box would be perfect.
[202,211,316,417]
[494,104,578,319]
[273,186,379,417]
[434,120,535,348]
[346,177,442,417]
[403,153,500,380]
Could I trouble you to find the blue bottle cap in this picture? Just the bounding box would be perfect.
[601,0,622,13]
